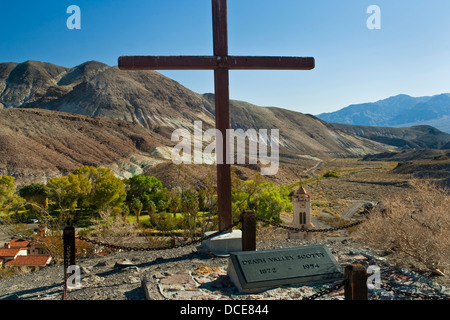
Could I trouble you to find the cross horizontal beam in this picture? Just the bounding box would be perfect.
[118,56,315,71]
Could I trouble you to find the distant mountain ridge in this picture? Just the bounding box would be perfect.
[331,123,450,150]
[317,94,450,134]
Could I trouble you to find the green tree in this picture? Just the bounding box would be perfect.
[72,166,112,185]
[232,174,292,222]
[19,183,48,209]
[0,175,24,216]
[91,174,126,211]
[255,183,292,222]
[47,173,91,213]
[125,175,168,215]
[120,203,130,222]
[156,199,167,212]
[131,199,143,223]
[232,189,250,218]
[198,170,218,232]
[147,200,157,215]
[180,189,199,238]
[72,166,126,212]
[167,188,181,218]
[197,189,207,212]
[0,176,16,209]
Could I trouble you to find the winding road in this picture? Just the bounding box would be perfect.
[340,200,367,219]
[306,161,323,178]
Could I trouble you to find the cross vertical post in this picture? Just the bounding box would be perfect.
[212,0,232,231]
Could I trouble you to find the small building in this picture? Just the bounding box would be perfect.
[288,186,315,240]
[4,255,52,271]
[1,238,52,272]
[0,248,28,264]
[5,238,31,249]
[29,240,51,255]
[5,237,50,255]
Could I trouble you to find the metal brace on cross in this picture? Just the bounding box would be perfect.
[119,0,315,231]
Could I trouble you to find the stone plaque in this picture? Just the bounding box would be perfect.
[227,245,343,293]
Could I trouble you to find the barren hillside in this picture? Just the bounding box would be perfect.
[1,60,449,185]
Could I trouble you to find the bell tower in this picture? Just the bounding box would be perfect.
[289,186,314,240]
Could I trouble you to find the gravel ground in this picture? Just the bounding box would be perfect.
[0,238,448,301]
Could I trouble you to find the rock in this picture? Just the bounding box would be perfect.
[191,294,222,300]
[212,275,232,289]
[351,254,367,261]
[192,266,222,276]
[128,276,141,284]
[114,259,135,269]
[94,261,108,267]
[159,270,196,286]
[141,274,165,300]
[171,290,204,300]
[82,275,105,287]
[81,266,92,274]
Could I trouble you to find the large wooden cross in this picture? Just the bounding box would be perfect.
[119,0,315,231]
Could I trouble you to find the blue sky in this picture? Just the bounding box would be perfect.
[1,0,449,114]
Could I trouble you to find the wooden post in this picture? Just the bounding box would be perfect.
[63,226,76,267]
[62,226,76,300]
[344,264,368,300]
[242,210,256,251]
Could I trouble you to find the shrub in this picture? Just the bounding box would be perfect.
[355,179,449,276]
[322,170,339,178]
[149,211,177,231]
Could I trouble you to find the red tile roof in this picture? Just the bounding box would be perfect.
[295,186,310,198]
[5,255,52,266]
[296,186,308,195]
[8,238,31,248]
[0,248,22,258]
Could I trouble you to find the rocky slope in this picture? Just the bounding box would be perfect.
[0,108,171,185]
[0,60,215,129]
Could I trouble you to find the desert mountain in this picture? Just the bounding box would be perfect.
[330,124,450,150]
[0,60,213,129]
[317,94,450,134]
[0,108,173,185]
[0,60,400,156]
[1,60,449,185]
